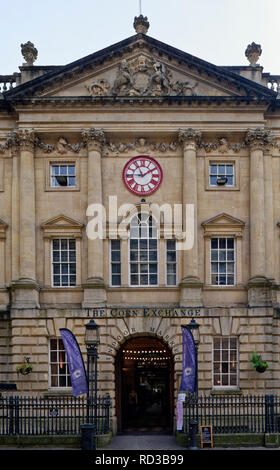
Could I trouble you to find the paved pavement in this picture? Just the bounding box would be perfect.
[100,435,187,450]
[99,434,273,451]
[0,434,277,451]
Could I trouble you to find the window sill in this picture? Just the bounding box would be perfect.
[43,389,73,398]
[45,187,80,192]
[205,186,239,191]
[211,389,242,396]
[204,284,245,290]
[108,285,179,290]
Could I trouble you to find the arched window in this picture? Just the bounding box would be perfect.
[129,213,158,286]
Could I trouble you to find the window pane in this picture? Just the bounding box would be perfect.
[130,239,138,250]
[167,274,176,285]
[167,264,176,273]
[219,239,226,249]
[166,239,175,250]
[149,274,157,285]
[111,251,120,262]
[211,238,218,249]
[149,251,157,261]
[131,274,139,285]
[112,275,121,286]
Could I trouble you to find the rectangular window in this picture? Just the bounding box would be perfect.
[166,239,177,286]
[52,238,76,287]
[49,338,71,388]
[209,163,234,186]
[50,164,76,187]
[211,237,235,285]
[111,240,121,286]
[213,337,238,388]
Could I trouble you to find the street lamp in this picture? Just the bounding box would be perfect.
[85,319,100,420]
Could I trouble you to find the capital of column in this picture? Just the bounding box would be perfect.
[12,128,36,152]
[81,128,106,152]
[178,128,201,151]
[245,127,276,151]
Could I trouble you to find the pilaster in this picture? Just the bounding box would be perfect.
[10,129,39,308]
[178,128,203,306]
[81,128,107,306]
[246,128,276,306]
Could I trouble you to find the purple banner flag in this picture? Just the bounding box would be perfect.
[179,326,196,392]
[60,328,88,397]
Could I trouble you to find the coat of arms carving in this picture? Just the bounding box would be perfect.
[86,54,198,97]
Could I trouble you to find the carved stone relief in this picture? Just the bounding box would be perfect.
[103,136,180,156]
[86,55,198,97]
[0,128,278,157]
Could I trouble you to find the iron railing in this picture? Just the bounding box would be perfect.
[183,394,280,434]
[0,394,110,436]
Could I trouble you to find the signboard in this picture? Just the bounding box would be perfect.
[86,307,203,318]
[200,425,213,448]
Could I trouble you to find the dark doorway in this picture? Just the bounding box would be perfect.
[115,337,174,434]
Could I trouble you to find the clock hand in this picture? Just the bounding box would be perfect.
[134,168,157,178]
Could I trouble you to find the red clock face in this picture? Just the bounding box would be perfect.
[122,156,163,195]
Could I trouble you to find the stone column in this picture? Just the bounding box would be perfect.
[246,128,275,305]
[11,129,39,307]
[178,128,203,306]
[82,128,106,307]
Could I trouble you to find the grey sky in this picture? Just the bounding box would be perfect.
[1,0,279,75]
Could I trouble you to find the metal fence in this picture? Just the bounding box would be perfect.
[183,394,280,434]
[0,395,110,436]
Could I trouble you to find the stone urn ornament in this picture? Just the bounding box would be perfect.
[21,41,38,65]
[245,42,262,66]
[133,15,150,34]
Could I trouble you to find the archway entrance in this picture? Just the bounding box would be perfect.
[115,336,174,434]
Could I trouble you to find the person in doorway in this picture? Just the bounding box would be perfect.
[128,389,138,418]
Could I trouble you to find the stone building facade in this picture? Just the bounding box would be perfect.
[1,17,280,433]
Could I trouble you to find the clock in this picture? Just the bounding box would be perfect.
[122,156,163,195]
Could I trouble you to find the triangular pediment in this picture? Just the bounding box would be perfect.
[202,213,245,228]
[41,214,84,229]
[38,51,247,99]
[5,34,275,102]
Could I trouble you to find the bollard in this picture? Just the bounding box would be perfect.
[188,419,198,450]
[81,423,96,450]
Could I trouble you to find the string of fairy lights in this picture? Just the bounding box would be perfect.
[123,348,170,367]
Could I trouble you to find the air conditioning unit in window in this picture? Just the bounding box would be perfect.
[216,177,228,185]
[55,175,68,186]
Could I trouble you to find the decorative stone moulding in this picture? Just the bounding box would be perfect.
[245,127,276,149]
[103,136,180,155]
[81,128,106,145]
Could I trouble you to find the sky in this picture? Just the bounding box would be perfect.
[1,0,280,75]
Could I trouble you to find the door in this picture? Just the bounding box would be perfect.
[115,336,174,433]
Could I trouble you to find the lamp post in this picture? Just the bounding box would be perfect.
[186,318,200,450]
[85,319,100,423]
